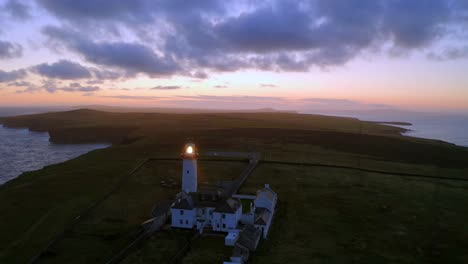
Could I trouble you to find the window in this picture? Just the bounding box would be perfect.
[222,224,226,229]
[186,220,188,225]
[186,170,189,174]
[222,214,226,219]
[217,224,220,228]
[179,219,183,224]
[180,210,184,215]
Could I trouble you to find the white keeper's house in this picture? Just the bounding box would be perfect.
[170,143,277,263]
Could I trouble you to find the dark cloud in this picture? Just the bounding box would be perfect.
[151,85,182,90]
[215,2,315,53]
[43,26,180,77]
[39,0,153,23]
[0,69,26,82]
[33,60,91,79]
[191,71,208,79]
[3,0,31,20]
[30,60,123,82]
[383,0,451,48]
[0,40,23,59]
[37,0,468,75]
[8,80,32,87]
[38,0,223,24]
[14,79,100,93]
[90,68,122,80]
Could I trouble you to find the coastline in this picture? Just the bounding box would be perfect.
[0,124,110,185]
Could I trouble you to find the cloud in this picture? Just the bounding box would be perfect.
[58,82,100,92]
[213,85,228,88]
[260,83,277,88]
[0,40,23,59]
[33,60,92,79]
[171,1,462,69]
[101,95,163,100]
[151,85,182,90]
[3,0,31,20]
[39,0,155,24]
[177,94,285,102]
[90,68,122,80]
[29,0,468,76]
[0,69,26,82]
[43,26,181,77]
[427,46,468,60]
[38,0,224,25]
[382,0,451,48]
[191,71,208,79]
[8,80,32,87]
[14,79,100,93]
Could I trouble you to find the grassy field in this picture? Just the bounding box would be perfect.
[242,164,468,263]
[0,109,467,263]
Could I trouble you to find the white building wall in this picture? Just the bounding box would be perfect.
[212,206,242,232]
[195,207,215,228]
[182,159,197,193]
[171,208,196,228]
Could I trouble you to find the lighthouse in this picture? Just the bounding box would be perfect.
[181,143,198,193]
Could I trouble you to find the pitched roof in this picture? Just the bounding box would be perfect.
[235,224,261,251]
[214,197,241,213]
[172,193,195,210]
[172,188,226,210]
[254,207,271,225]
[256,187,276,201]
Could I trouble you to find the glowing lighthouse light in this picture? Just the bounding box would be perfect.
[181,143,198,193]
[186,145,194,154]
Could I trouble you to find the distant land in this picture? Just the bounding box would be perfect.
[73,105,298,114]
[372,121,413,126]
[3,106,468,146]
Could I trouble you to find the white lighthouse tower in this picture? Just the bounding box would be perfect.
[181,143,198,193]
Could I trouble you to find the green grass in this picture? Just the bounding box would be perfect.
[0,109,467,263]
[29,160,246,263]
[182,235,232,264]
[122,229,193,264]
[240,164,468,264]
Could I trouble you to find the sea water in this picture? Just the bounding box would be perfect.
[0,125,109,184]
[307,110,468,147]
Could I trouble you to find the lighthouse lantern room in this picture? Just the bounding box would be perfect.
[181,143,198,193]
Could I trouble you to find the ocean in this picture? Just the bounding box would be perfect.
[306,110,468,147]
[0,125,109,185]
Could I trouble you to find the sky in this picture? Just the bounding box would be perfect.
[0,0,468,113]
